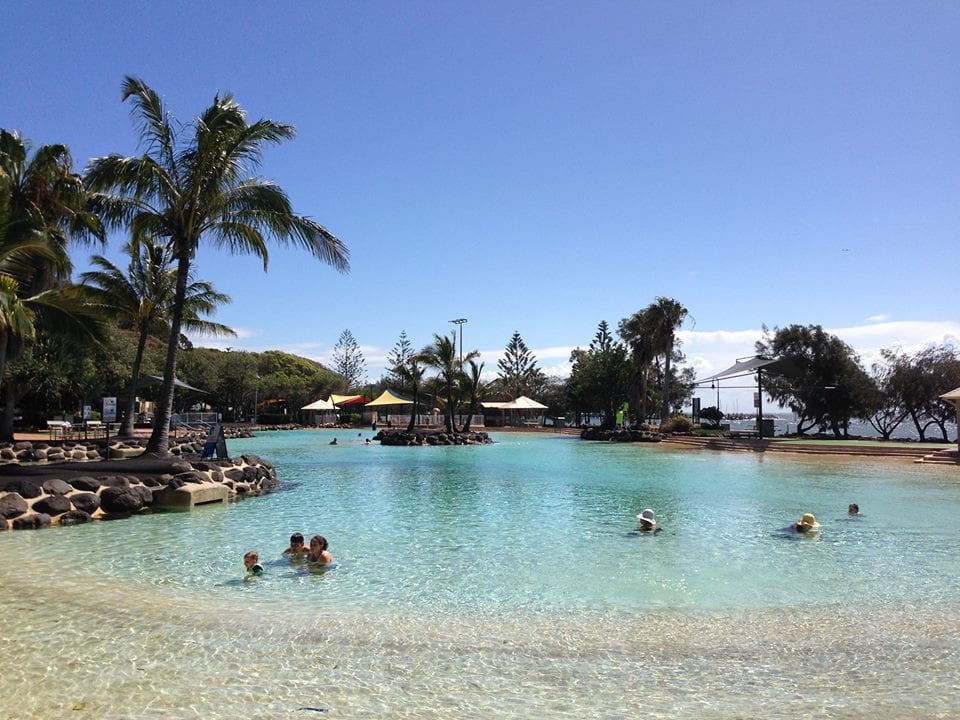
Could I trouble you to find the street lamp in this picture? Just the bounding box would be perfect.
[449,318,467,368]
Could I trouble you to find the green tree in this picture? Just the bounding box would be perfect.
[618,309,657,424]
[757,324,874,438]
[885,345,960,442]
[866,356,907,440]
[86,77,349,455]
[644,297,690,424]
[79,239,234,435]
[0,129,104,439]
[331,328,365,390]
[567,321,630,429]
[460,359,486,432]
[495,331,543,399]
[386,330,414,393]
[420,332,478,433]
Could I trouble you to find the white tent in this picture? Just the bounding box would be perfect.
[301,397,336,427]
[301,398,335,410]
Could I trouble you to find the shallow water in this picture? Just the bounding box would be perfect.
[2,430,959,718]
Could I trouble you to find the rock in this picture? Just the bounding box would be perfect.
[13,513,52,530]
[42,478,73,495]
[100,486,144,514]
[58,510,91,525]
[70,492,100,514]
[0,447,16,460]
[67,476,101,492]
[33,494,73,516]
[13,441,32,451]
[0,516,7,531]
[129,485,154,504]
[99,475,131,488]
[0,478,43,499]
[0,493,29,518]
[175,471,207,485]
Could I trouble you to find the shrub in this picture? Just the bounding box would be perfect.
[660,415,693,433]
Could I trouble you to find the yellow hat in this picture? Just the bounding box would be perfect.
[796,512,820,529]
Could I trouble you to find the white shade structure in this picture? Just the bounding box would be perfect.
[506,395,548,410]
[940,387,960,452]
[301,398,335,411]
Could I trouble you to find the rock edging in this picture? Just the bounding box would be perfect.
[375,429,494,446]
[0,453,277,531]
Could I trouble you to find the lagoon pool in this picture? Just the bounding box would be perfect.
[2,430,959,718]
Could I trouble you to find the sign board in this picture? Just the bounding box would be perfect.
[201,424,229,460]
[83,405,92,420]
[102,397,117,422]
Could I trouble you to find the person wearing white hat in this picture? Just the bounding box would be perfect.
[637,508,661,534]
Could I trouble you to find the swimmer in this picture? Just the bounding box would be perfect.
[307,534,334,566]
[791,512,820,533]
[636,508,661,534]
[283,532,308,558]
[364,438,372,445]
[244,550,265,576]
[848,503,860,515]
[329,437,338,445]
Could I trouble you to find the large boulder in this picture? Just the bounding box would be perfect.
[58,510,91,525]
[100,486,144,514]
[12,513,52,530]
[0,478,43,499]
[42,478,73,496]
[32,494,73,516]
[67,476,101,492]
[70,492,100,514]
[0,493,28,519]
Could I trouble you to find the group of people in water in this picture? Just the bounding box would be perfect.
[243,532,334,577]
[635,503,862,535]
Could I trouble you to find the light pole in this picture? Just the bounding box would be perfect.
[449,318,467,368]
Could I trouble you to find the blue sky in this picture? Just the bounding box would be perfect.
[3,1,958,410]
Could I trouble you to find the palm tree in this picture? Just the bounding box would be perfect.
[420,333,479,433]
[397,357,426,432]
[79,238,235,436]
[459,359,486,432]
[0,130,104,438]
[646,297,690,424]
[86,77,349,454]
[618,310,657,425]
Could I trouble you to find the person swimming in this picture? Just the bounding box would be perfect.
[244,550,265,576]
[283,532,308,558]
[636,508,661,534]
[848,503,860,515]
[306,534,334,566]
[791,512,820,533]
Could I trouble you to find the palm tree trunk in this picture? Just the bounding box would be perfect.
[661,344,673,424]
[120,328,150,437]
[407,386,418,432]
[0,331,8,421]
[145,251,191,455]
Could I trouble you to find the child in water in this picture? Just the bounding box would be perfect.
[244,550,265,576]
[283,532,308,558]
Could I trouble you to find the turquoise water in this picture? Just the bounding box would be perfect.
[2,430,959,719]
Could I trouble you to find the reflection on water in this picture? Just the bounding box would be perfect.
[1,430,959,718]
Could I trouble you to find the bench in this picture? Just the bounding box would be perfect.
[46,420,71,439]
[728,429,760,439]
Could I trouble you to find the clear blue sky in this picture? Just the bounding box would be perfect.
[3,1,958,409]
